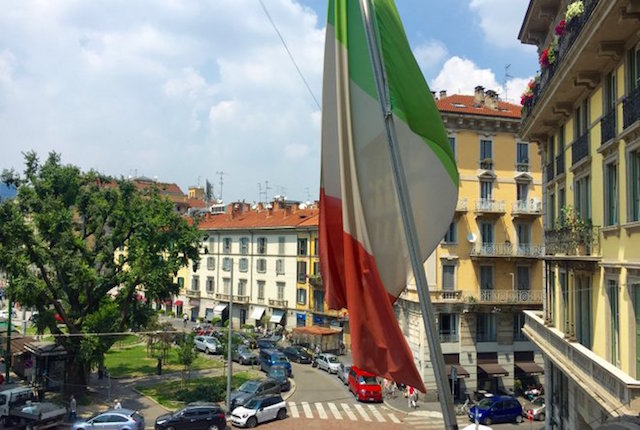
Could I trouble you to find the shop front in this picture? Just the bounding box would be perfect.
[476,352,509,398]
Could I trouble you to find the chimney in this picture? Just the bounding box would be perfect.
[430,90,436,99]
[439,90,447,99]
[474,85,485,106]
[485,89,498,110]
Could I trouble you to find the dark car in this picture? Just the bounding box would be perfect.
[267,365,291,392]
[257,337,278,350]
[155,403,225,430]
[229,379,281,411]
[469,395,524,426]
[232,345,258,365]
[281,345,313,364]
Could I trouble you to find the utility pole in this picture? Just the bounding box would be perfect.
[5,291,12,383]
[226,260,234,413]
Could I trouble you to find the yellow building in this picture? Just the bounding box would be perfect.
[396,88,544,400]
[519,0,640,427]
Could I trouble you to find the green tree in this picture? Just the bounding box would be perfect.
[177,333,197,385]
[0,152,200,390]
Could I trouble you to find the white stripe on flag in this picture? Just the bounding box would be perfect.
[388,413,401,423]
[367,404,385,422]
[340,403,357,421]
[327,402,342,420]
[315,403,328,419]
[353,404,371,422]
[301,401,313,419]
[288,402,299,418]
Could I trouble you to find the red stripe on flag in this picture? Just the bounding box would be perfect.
[320,189,426,393]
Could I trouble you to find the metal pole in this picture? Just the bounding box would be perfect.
[359,1,457,428]
[226,261,234,413]
[5,292,11,383]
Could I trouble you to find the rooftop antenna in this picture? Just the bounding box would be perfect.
[305,187,311,202]
[264,180,272,201]
[215,171,226,201]
[504,64,513,102]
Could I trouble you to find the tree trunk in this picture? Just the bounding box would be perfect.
[65,358,89,394]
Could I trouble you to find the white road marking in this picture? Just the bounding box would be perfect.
[301,401,313,419]
[367,404,385,422]
[315,402,328,419]
[288,401,299,418]
[353,403,371,421]
[388,413,401,423]
[340,403,358,421]
[327,402,343,420]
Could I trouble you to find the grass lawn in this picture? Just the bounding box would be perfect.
[136,371,261,410]
[105,344,223,378]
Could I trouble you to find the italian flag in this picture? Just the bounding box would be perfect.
[319,0,458,392]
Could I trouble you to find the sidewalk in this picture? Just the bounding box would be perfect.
[383,391,446,415]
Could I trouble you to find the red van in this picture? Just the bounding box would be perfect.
[348,366,383,402]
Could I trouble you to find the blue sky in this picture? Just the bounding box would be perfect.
[0,0,537,203]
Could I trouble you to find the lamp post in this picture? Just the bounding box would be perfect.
[226,259,234,414]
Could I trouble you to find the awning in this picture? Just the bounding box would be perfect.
[175,300,183,306]
[270,309,285,324]
[251,306,266,320]
[213,304,228,316]
[446,364,470,379]
[515,361,544,375]
[477,363,509,377]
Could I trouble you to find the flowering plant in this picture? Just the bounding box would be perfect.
[565,1,584,22]
[539,48,550,68]
[554,20,566,36]
[520,79,536,105]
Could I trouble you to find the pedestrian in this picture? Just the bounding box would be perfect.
[113,398,122,409]
[69,395,77,421]
[407,386,416,409]
[183,313,188,327]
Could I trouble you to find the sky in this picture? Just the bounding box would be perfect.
[0,0,538,203]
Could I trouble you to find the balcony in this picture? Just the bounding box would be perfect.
[544,224,600,257]
[470,243,544,258]
[456,198,468,213]
[215,293,229,301]
[439,332,459,343]
[479,159,493,170]
[474,199,506,215]
[545,161,554,183]
[186,289,200,298]
[478,289,544,304]
[269,298,288,308]
[511,200,542,217]
[523,310,640,413]
[571,132,590,166]
[601,109,616,144]
[556,153,565,176]
[516,162,529,172]
[430,290,463,303]
[623,86,640,130]
[235,295,250,304]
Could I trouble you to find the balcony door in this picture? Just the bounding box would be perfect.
[516,223,531,255]
[635,284,640,378]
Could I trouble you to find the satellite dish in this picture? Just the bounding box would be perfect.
[298,203,307,210]
[467,232,477,243]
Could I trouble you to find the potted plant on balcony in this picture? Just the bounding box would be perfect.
[565,0,585,32]
[555,206,591,254]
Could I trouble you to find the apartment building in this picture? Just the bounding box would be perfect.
[518,0,640,428]
[395,88,544,400]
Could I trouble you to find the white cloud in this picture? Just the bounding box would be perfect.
[0,50,15,84]
[413,40,448,76]
[469,0,534,50]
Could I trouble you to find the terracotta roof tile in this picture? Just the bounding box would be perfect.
[436,94,521,119]
[133,179,184,196]
[197,207,319,230]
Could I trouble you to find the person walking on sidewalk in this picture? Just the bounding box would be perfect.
[113,399,122,409]
[69,395,77,421]
[407,386,417,409]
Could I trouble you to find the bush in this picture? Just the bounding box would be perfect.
[176,383,226,403]
[241,324,254,331]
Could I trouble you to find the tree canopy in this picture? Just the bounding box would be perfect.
[0,152,201,388]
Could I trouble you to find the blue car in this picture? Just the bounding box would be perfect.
[259,348,292,377]
[468,395,524,426]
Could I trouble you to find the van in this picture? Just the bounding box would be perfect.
[259,349,292,377]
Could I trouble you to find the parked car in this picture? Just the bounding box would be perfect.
[229,379,281,412]
[281,345,313,364]
[194,336,221,354]
[314,353,341,374]
[347,366,382,402]
[233,345,258,365]
[154,403,226,430]
[337,361,352,385]
[230,394,287,428]
[267,365,290,392]
[256,338,277,350]
[523,396,545,421]
[468,395,524,425]
[236,332,258,349]
[259,349,292,377]
[72,409,145,430]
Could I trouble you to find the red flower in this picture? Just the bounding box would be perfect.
[539,48,550,67]
[555,20,565,36]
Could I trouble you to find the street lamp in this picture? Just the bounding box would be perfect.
[226,259,234,414]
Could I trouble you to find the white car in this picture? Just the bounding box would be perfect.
[231,394,287,428]
[315,353,342,374]
[194,336,221,354]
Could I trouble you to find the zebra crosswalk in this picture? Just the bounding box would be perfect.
[287,401,401,424]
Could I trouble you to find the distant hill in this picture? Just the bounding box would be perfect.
[0,184,16,201]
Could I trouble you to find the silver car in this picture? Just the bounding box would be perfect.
[194,335,220,354]
[337,362,352,385]
[523,396,545,421]
[315,353,342,374]
[72,409,145,430]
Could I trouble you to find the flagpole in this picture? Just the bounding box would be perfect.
[359,1,458,429]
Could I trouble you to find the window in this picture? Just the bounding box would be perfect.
[256,258,266,273]
[576,275,592,349]
[297,288,307,305]
[516,182,529,202]
[240,237,249,254]
[277,282,285,300]
[313,289,324,312]
[278,236,286,254]
[516,222,531,251]
[480,265,493,289]
[517,142,529,167]
[297,261,307,283]
[629,149,640,222]
[449,136,456,157]
[574,99,589,139]
[548,191,556,229]
[222,277,230,294]
[237,279,247,296]
[605,161,618,226]
[477,313,497,342]
[223,237,231,253]
[443,222,456,243]
[257,237,267,254]
[438,313,458,343]
[560,271,569,333]
[480,180,492,200]
[257,281,265,300]
[177,277,184,288]
[207,257,216,270]
[605,71,616,115]
[276,258,285,275]
[517,266,530,290]
[513,312,526,341]
[609,279,620,365]
[442,264,455,290]
[297,238,308,256]
[480,222,493,245]
[313,238,318,256]
[191,276,199,291]
[574,175,591,221]
[206,277,214,293]
[558,186,566,210]
[627,46,640,91]
[239,257,248,273]
[480,139,492,160]
[222,257,232,272]
[313,261,320,275]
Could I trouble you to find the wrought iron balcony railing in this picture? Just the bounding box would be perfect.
[571,132,590,165]
[512,200,542,216]
[623,86,640,130]
[479,289,544,304]
[556,154,565,176]
[516,162,529,172]
[544,224,600,256]
[480,159,493,170]
[601,109,616,144]
[546,162,554,183]
[470,243,544,258]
